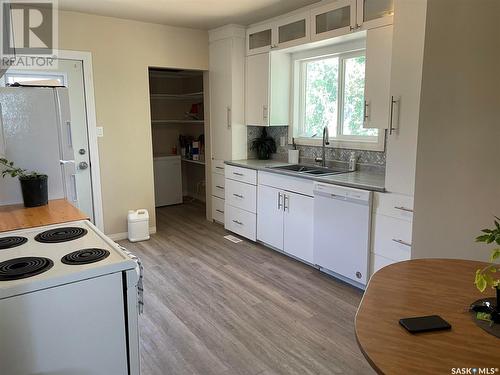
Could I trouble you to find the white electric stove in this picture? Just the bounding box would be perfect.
[0,220,142,375]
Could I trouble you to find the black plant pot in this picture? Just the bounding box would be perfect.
[257,148,270,160]
[19,175,48,207]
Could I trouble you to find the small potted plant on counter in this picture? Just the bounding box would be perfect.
[471,217,500,325]
[251,128,277,160]
[0,158,48,207]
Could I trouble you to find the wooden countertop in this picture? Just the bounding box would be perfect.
[356,259,499,374]
[0,199,89,232]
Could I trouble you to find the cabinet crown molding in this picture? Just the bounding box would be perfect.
[209,24,246,42]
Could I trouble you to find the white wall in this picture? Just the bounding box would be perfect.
[412,0,500,261]
[58,11,209,235]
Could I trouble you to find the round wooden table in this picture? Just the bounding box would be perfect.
[355,259,499,374]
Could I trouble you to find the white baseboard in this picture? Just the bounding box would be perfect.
[108,226,157,242]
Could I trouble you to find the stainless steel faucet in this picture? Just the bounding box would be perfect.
[314,126,330,167]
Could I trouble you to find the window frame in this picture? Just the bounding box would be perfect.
[1,70,67,87]
[291,44,385,152]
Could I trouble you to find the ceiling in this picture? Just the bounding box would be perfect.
[58,0,321,30]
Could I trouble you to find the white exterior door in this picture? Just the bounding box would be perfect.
[1,59,97,222]
[283,192,314,263]
[257,184,284,250]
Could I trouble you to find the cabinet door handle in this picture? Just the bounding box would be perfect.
[232,220,243,226]
[226,106,232,129]
[394,206,413,213]
[389,96,399,135]
[283,194,289,212]
[278,192,283,210]
[363,100,370,123]
[215,166,224,170]
[233,193,244,199]
[233,172,244,177]
[216,209,224,214]
[215,185,224,190]
[392,239,412,247]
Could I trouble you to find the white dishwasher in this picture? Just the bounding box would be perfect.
[313,182,372,288]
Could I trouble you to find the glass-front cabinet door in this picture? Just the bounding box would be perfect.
[247,24,273,55]
[311,0,357,42]
[356,0,394,29]
[275,12,310,49]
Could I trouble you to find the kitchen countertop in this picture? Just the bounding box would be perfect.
[225,159,386,192]
[0,199,89,232]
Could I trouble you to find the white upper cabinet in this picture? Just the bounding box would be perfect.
[385,0,427,196]
[363,25,393,129]
[245,52,291,127]
[247,12,310,55]
[356,0,394,30]
[209,26,247,161]
[275,12,311,50]
[247,24,273,55]
[311,0,357,42]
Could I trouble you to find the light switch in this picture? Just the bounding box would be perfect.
[96,127,104,138]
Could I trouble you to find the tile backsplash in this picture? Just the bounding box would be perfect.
[247,126,386,170]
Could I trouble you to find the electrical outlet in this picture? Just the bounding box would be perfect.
[96,127,104,138]
[280,136,286,147]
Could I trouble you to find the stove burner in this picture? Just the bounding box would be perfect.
[0,236,28,250]
[35,227,87,243]
[61,248,110,265]
[0,257,53,281]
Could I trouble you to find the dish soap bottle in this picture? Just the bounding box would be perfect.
[348,152,357,172]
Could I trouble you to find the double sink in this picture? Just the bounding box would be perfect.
[267,164,348,177]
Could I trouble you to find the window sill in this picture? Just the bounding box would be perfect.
[291,136,385,152]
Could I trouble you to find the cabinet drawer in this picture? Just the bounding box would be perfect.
[225,204,257,241]
[372,214,412,261]
[225,179,257,213]
[258,171,314,197]
[370,253,399,275]
[212,159,226,175]
[212,173,225,199]
[373,192,414,222]
[212,196,225,224]
[225,165,257,185]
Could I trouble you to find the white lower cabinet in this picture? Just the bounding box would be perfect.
[224,165,257,241]
[212,196,225,224]
[283,191,314,264]
[225,204,257,241]
[370,191,413,276]
[257,181,314,264]
[257,185,284,250]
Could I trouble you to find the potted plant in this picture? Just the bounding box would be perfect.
[473,217,500,323]
[0,158,48,207]
[251,128,277,160]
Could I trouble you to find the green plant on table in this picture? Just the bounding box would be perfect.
[474,216,500,293]
[0,158,46,179]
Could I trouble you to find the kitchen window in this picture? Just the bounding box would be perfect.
[293,49,384,151]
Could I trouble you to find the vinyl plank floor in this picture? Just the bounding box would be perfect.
[120,201,375,375]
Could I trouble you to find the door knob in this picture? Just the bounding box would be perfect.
[78,161,89,170]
